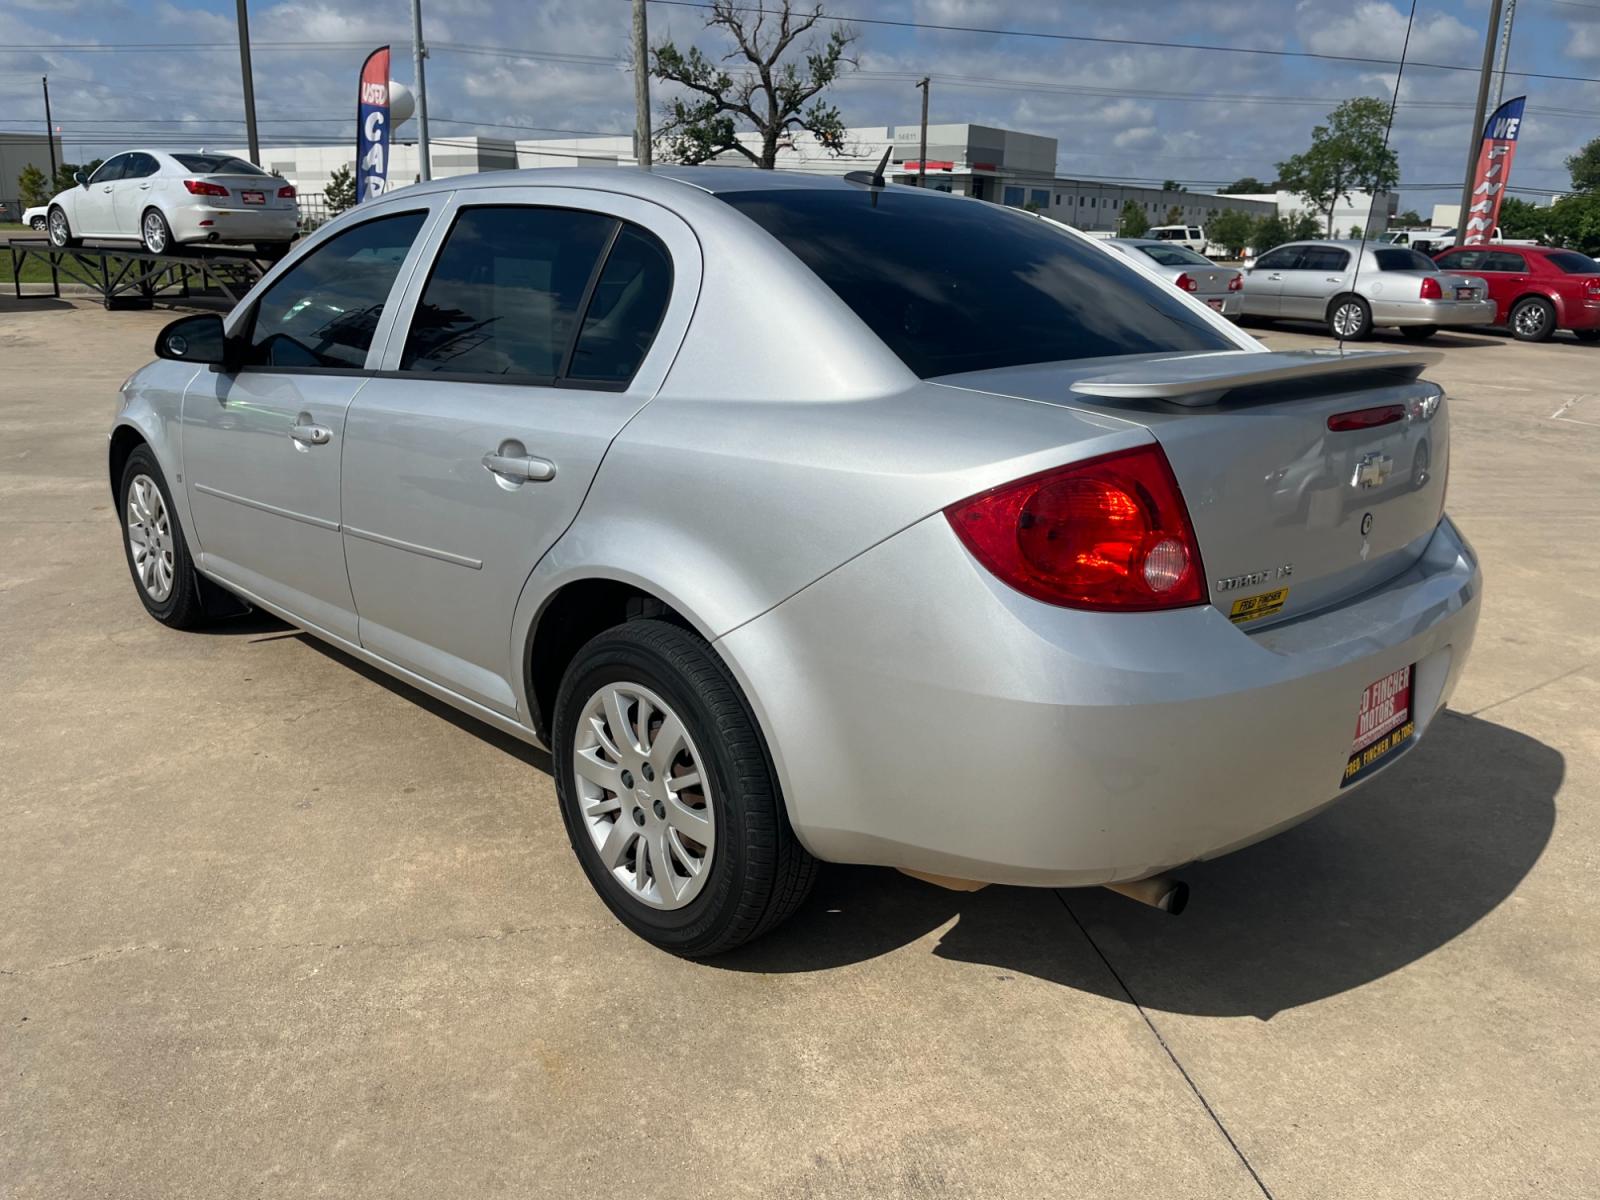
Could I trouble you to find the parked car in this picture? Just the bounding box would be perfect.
[45,149,297,256]
[22,205,49,231]
[110,169,1479,954]
[1145,223,1208,253]
[1107,238,1242,317]
[1240,240,1496,338]
[1431,244,1600,342]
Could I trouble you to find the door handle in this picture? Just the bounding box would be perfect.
[139,183,152,190]
[1267,273,1282,280]
[1325,276,1344,282]
[290,421,332,446]
[483,443,556,483]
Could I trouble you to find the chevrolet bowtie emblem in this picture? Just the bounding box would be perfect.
[1353,452,1393,490]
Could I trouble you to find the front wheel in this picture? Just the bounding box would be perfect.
[119,446,206,629]
[29,215,46,231]
[1328,296,1372,340]
[140,208,175,255]
[1510,296,1555,342]
[47,206,79,249]
[552,619,817,957]
[1399,325,1439,341]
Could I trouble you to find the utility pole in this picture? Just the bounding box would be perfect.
[41,76,58,182]
[235,0,260,165]
[1491,0,1518,115]
[412,0,432,180]
[1457,0,1505,238]
[632,0,652,168]
[915,77,929,186]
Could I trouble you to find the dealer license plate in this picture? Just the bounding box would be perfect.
[1343,664,1415,786]
[1455,285,1475,300]
[1206,298,1225,311]
[241,191,265,205]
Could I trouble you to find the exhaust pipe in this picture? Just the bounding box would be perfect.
[1104,874,1188,915]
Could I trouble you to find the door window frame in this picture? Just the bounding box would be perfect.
[89,154,133,184]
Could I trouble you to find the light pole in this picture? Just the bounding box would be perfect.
[1457,0,1505,238]
[915,77,929,186]
[41,76,58,182]
[633,0,652,168]
[411,0,432,181]
[235,0,260,165]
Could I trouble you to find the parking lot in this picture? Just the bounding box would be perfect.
[2,297,1597,1198]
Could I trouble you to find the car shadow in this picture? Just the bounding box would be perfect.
[716,710,1559,1019]
[1255,323,1503,350]
[0,296,76,313]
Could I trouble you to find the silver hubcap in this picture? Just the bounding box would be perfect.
[1333,303,1364,337]
[48,210,66,244]
[1515,304,1546,336]
[31,217,45,230]
[572,682,715,911]
[143,213,165,252]
[126,474,175,602]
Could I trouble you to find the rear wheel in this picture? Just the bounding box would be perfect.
[119,446,206,629]
[552,619,817,957]
[140,208,174,255]
[1399,325,1439,341]
[1510,296,1555,342]
[1328,295,1372,340]
[47,206,79,249]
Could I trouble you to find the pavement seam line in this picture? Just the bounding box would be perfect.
[1463,659,1594,718]
[1054,890,1277,1200]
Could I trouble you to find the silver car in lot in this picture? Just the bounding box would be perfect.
[1241,239,1496,339]
[112,169,1480,954]
[1106,238,1242,318]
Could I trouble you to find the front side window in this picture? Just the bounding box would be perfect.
[243,210,426,370]
[719,187,1231,378]
[402,206,617,379]
[1373,248,1437,272]
[1253,247,1301,270]
[89,155,131,184]
[1301,247,1351,272]
[1436,250,1486,271]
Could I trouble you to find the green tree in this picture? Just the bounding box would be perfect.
[1207,208,1254,257]
[1250,213,1291,254]
[1566,136,1600,193]
[1165,204,1184,223]
[324,164,357,214]
[1219,176,1271,194]
[1496,196,1546,241]
[1348,224,1364,238]
[17,163,50,207]
[1545,191,1600,253]
[54,159,102,193]
[1117,199,1149,237]
[651,0,857,168]
[1289,210,1322,240]
[1395,209,1423,226]
[1160,179,1186,192]
[1276,97,1400,236]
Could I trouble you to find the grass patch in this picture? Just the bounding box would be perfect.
[0,251,63,284]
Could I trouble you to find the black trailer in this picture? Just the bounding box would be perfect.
[6,238,276,309]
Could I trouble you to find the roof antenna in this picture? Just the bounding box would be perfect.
[845,143,895,191]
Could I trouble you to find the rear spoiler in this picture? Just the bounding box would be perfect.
[1070,349,1440,408]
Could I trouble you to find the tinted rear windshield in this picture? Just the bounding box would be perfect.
[1136,244,1212,267]
[1547,250,1600,274]
[1373,248,1438,272]
[170,154,271,176]
[718,188,1231,378]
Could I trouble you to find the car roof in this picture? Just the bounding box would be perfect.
[376,164,919,204]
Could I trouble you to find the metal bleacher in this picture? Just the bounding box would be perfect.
[7,237,277,309]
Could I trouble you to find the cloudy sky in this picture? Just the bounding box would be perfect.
[3,0,1599,210]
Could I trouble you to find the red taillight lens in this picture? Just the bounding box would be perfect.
[944,445,1208,611]
[1585,278,1600,298]
[183,179,229,197]
[278,184,296,199]
[1328,404,1406,432]
[1227,272,1243,292]
[1174,272,1198,292]
[1419,276,1443,300]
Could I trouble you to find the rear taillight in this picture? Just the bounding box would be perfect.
[183,179,228,197]
[1227,272,1243,292]
[1585,278,1600,299]
[944,444,1207,612]
[1328,404,1406,432]
[278,184,296,199]
[1419,276,1443,300]
[1173,272,1199,292]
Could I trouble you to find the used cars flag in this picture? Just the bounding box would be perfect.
[357,46,391,203]
[1463,96,1525,246]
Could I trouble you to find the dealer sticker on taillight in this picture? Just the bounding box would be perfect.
[1343,664,1415,786]
[1228,586,1288,624]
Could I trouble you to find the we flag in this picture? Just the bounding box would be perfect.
[1463,96,1525,246]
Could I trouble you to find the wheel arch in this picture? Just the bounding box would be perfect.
[108,423,149,502]
[1324,291,1369,321]
[1510,289,1562,321]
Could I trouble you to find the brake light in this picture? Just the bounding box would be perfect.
[278,184,296,199]
[944,444,1207,611]
[1227,272,1243,292]
[1419,276,1443,300]
[1328,404,1406,432]
[183,179,229,197]
[1173,272,1199,292]
[1585,278,1600,299]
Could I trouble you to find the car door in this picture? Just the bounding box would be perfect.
[181,206,436,641]
[76,154,130,236]
[1279,245,1350,319]
[339,188,697,717]
[1241,246,1301,316]
[1485,250,1531,321]
[112,153,161,236]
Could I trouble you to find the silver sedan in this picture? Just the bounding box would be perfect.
[111,169,1481,954]
[1241,239,1497,339]
[1106,237,1242,317]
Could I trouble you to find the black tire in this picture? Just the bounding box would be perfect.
[253,242,291,262]
[1327,295,1372,340]
[140,208,175,255]
[552,619,817,957]
[29,216,46,231]
[1400,324,1439,341]
[47,206,79,249]
[118,445,207,630]
[1574,329,1600,344]
[1509,296,1555,342]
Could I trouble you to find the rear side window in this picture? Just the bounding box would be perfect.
[243,210,426,370]
[1374,249,1437,272]
[719,188,1230,378]
[172,154,270,176]
[567,225,674,385]
[1436,250,1485,271]
[123,153,160,179]
[1547,250,1600,274]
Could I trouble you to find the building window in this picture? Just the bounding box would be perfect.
[1003,185,1024,207]
[1030,188,1050,209]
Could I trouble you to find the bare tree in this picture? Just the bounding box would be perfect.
[651,1,857,169]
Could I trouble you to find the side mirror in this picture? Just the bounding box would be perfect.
[155,313,231,367]
[74,170,88,188]
[1242,257,1256,271]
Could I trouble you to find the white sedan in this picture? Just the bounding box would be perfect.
[22,204,49,231]
[45,150,298,257]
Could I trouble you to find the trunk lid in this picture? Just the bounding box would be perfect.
[1181,267,1237,298]
[934,349,1449,628]
[203,174,296,211]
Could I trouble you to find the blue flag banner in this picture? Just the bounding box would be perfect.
[357,46,391,203]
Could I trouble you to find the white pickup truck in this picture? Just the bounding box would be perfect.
[1381,226,1538,254]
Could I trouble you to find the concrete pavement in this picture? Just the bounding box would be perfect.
[2,299,1597,1197]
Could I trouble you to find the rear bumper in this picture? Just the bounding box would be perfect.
[168,204,297,245]
[1371,297,1497,328]
[1564,299,1600,331]
[720,512,1480,887]
[1198,293,1242,319]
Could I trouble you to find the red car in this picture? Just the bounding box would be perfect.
[1432,244,1600,342]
